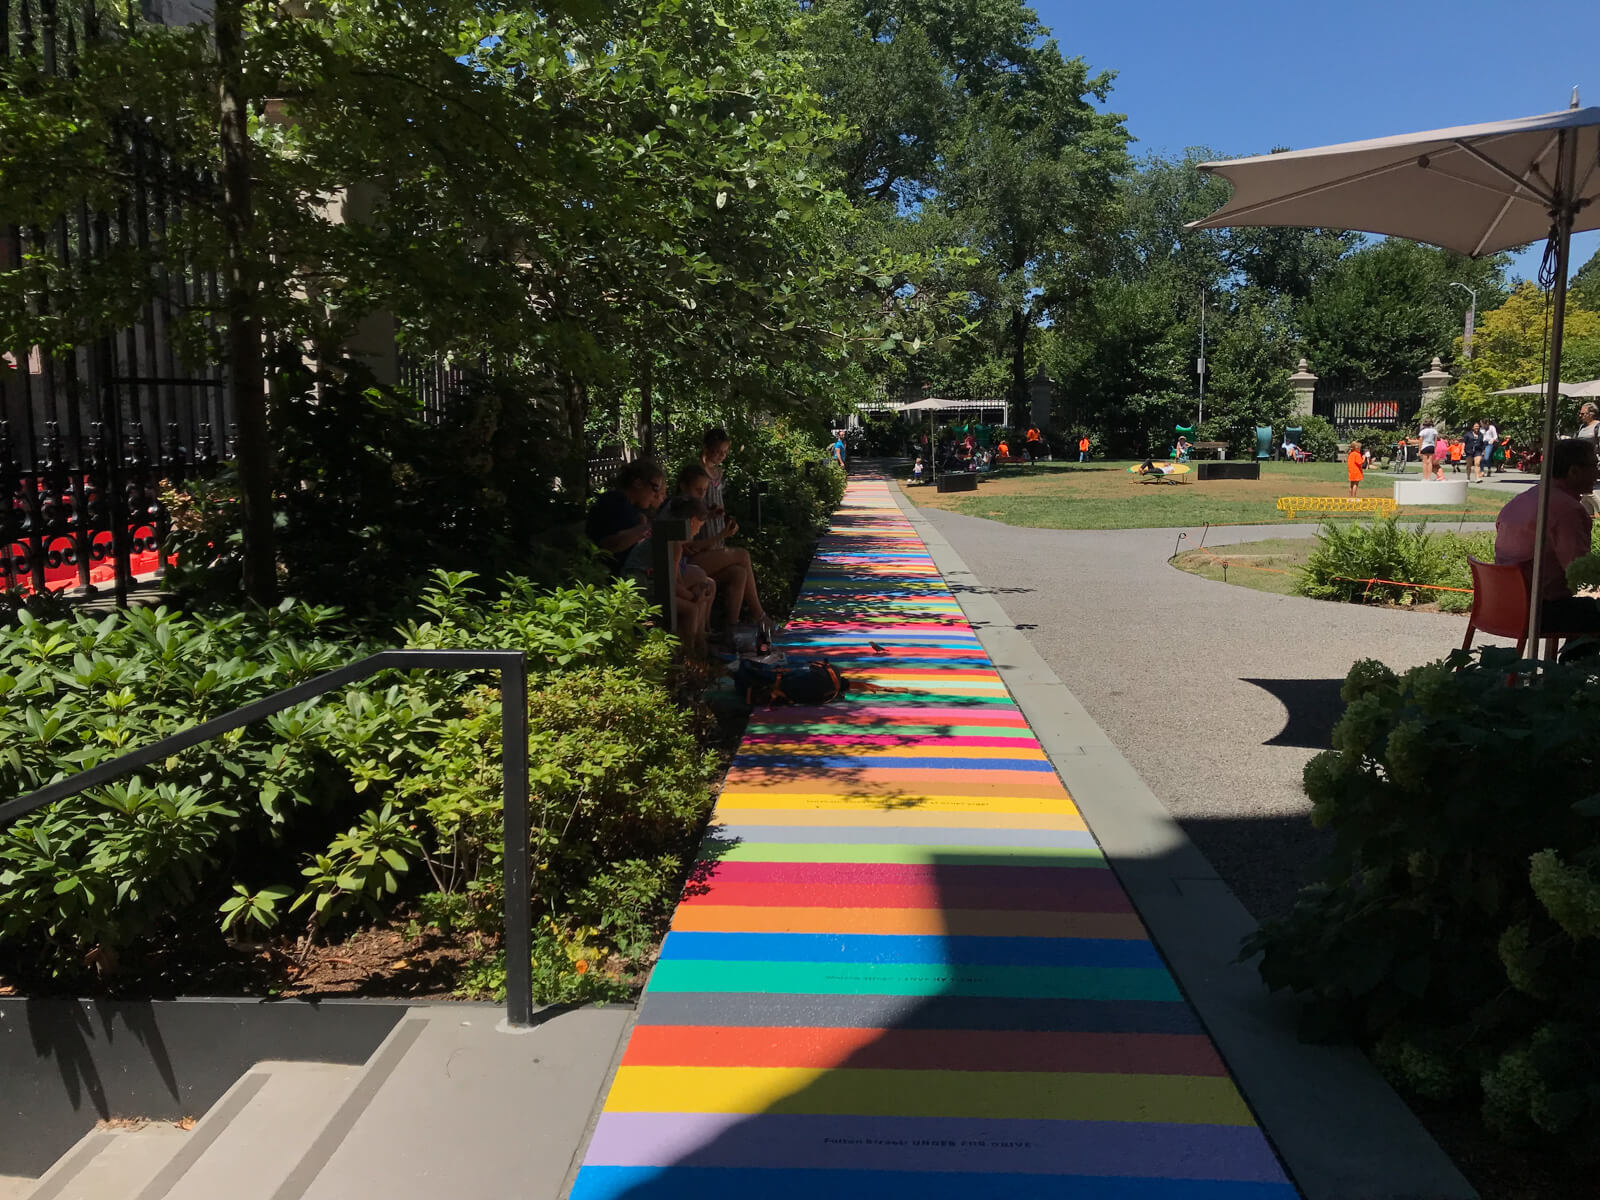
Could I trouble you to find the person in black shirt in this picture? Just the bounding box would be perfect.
[586,460,664,575]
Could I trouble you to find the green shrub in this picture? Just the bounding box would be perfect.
[1298,518,1449,605]
[1287,414,1339,461]
[0,601,359,967]
[166,356,592,620]
[1245,652,1600,1157]
[0,572,710,1000]
[1344,425,1405,460]
[1434,529,1495,614]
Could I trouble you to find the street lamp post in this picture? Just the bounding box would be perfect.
[1448,281,1478,360]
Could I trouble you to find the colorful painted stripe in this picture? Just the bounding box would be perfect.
[569,476,1296,1198]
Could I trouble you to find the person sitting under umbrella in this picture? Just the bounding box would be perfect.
[1495,439,1600,643]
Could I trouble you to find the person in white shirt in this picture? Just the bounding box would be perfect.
[1418,420,1440,480]
[1480,421,1499,476]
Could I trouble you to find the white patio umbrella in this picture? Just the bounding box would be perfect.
[1492,379,1600,397]
[1190,97,1600,654]
[895,397,965,481]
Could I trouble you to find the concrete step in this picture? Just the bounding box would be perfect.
[18,1124,188,1200]
[150,1061,363,1200]
[297,1006,631,1200]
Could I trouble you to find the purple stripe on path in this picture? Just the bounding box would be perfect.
[583,1113,1286,1182]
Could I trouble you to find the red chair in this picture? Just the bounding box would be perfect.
[1461,557,1582,662]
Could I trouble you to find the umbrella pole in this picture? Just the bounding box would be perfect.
[1523,127,1580,664]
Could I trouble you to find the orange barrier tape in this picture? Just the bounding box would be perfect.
[1184,542,1475,596]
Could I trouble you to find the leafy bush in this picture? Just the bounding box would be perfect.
[1246,652,1600,1157]
[0,572,712,999]
[0,601,359,967]
[1343,425,1405,460]
[1434,529,1495,614]
[1286,414,1339,461]
[166,356,592,620]
[1298,518,1449,605]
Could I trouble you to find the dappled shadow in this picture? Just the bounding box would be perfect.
[1241,678,1346,750]
[568,476,1302,1200]
[575,842,1298,1198]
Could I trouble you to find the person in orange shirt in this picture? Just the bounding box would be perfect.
[1078,434,1090,462]
[1448,439,1463,473]
[997,438,1011,459]
[1346,441,1364,497]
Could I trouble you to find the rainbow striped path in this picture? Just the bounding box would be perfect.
[569,477,1297,1200]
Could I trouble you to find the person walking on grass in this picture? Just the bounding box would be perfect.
[1078,434,1089,463]
[1347,441,1364,498]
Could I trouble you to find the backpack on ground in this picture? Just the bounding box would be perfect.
[733,659,846,707]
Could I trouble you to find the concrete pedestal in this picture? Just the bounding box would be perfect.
[1393,479,1468,506]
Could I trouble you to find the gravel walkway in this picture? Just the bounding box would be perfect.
[916,503,1509,921]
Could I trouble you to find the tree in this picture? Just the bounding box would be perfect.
[3,0,954,600]
[1298,239,1510,386]
[1570,246,1600,312]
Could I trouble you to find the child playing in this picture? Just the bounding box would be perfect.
[1346,441,1364,497]
[912,456,925,484]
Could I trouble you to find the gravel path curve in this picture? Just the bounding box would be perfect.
[916,501,1508,920]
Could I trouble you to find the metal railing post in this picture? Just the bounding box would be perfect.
[650,517,687,632]
[499,653,533,1028]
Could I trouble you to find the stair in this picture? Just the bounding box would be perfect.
[9,1004,631,1200]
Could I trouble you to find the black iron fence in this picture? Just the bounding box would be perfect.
[1313,384,1422,434]
[3,0,229,603]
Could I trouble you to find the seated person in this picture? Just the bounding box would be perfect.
[1281,440,1301,461]
[1172,436,1192,463]
[675,462,769,639]
[659,493,717,656]
[586,459,663,576]
[996,439,1011,459]
[1494,438,1600,639]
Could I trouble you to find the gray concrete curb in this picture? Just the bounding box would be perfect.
[889,479,1478,1200]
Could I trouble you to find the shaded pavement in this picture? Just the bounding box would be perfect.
[912,508,1506,920]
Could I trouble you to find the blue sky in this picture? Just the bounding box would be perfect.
[1032,0,1600,284]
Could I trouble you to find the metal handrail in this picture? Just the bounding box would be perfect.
[0,648,535,1027]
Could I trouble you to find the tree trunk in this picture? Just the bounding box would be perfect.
[217,0,273,605]
[637,358,654,458]
[1010,305,1029,415]
[562,374,587,498]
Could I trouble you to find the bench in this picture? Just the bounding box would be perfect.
[1196,461,1259,481]
[1275,496,1397,520]
[936,472,979,493]
[1189,440,1229,459]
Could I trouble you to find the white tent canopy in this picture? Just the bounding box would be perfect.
[894,396,981,412]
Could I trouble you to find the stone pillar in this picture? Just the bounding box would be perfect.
[1029,368,1053,432]
[1288,357,1317,418]
[1419,356,1452,421]
[329,183,398,387]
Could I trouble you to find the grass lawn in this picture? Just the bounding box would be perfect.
[901,459,1512,531]
[1171,538,1311,597]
